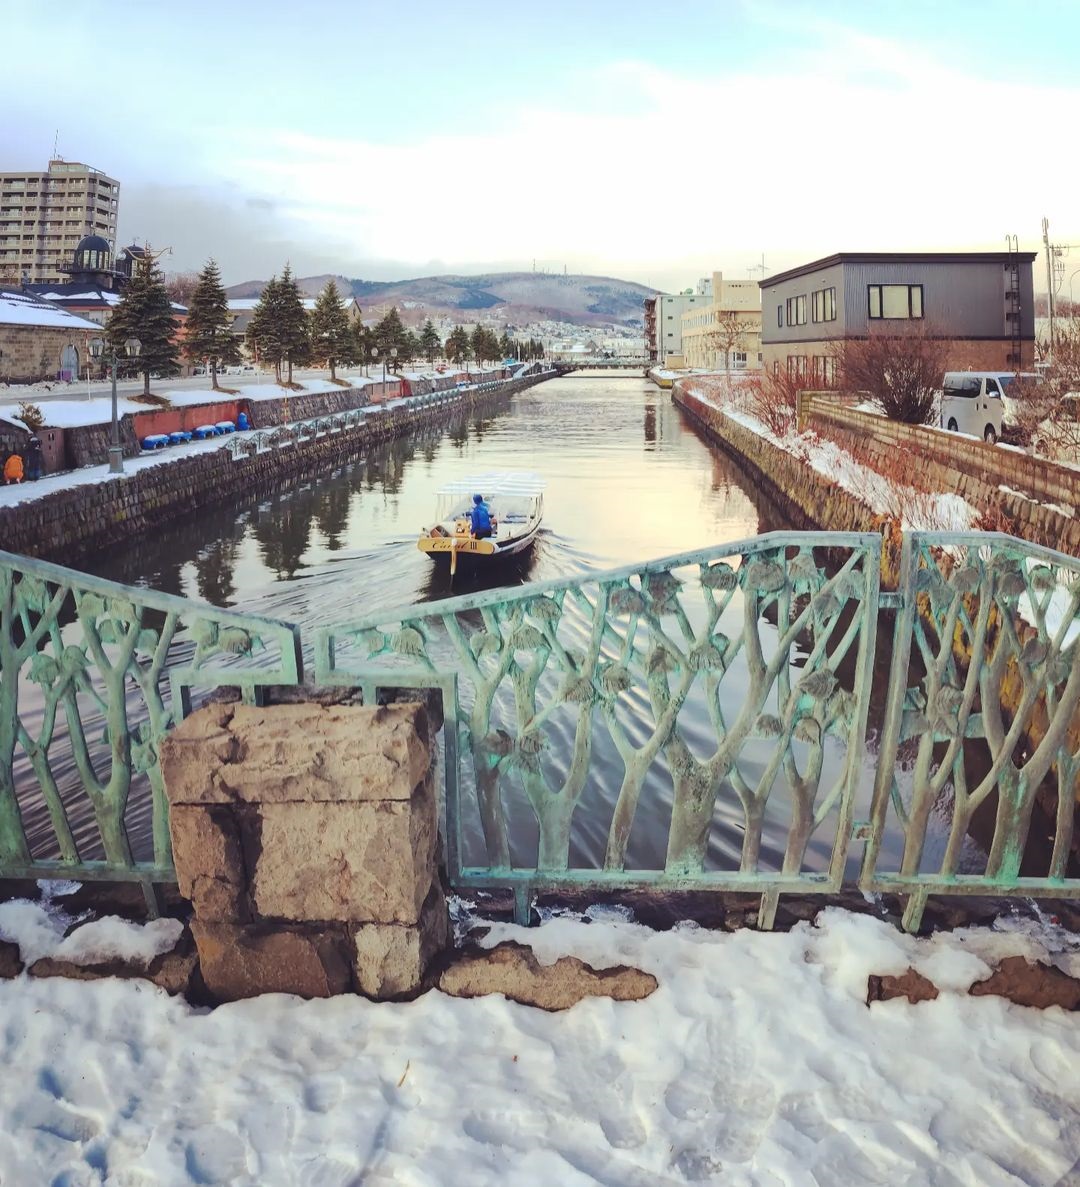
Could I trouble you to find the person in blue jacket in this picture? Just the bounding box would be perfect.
[470,492,493,539]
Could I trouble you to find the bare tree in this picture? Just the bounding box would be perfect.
[743,366,805,437]
[704,311,751,371]
[1011,317,1080,459]
[835,324,948,424]
[164,271,200,306]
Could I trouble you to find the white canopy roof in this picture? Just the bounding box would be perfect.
[436,471,546,498]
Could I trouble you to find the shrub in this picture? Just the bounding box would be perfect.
[16,401,44,432]
[836,324,947,424]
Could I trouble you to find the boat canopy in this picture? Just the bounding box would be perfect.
[434,471,545,522]
[435,471,546,498]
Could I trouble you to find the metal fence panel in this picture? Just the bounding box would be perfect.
[316,531,883,924]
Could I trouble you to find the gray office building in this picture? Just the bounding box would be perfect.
[759,251,1036,380]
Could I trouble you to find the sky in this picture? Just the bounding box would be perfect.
[3,0,1080,293]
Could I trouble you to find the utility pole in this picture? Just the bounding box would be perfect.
[1043,217,1055,358]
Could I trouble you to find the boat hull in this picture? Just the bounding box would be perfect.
[418,522,540,566]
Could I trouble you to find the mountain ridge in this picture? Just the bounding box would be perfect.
[225,271,654,327]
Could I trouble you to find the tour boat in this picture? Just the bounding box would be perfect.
[417,471,545,576]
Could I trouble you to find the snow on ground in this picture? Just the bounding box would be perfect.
[682,377,979,534]
[0,428,251,511]
[0,906,1079,1185]
[0,888,181,967]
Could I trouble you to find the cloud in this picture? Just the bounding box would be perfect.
[203,34,1077,288]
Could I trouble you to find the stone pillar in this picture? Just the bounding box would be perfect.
[159,701,448,1002]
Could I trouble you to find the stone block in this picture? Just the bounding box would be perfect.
[0,938,23,979]
[191,920,351,1001]
[249,779,436,924]
[29,928,199,997]
[866,969,939,1005]
[969,956,1080,1011]
[168,803,248,922]
[160,702,431,806]
[437,941,658,1011]
[352,881,449,1000]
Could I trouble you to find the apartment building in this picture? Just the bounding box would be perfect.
[643,290,711,365]
[0,160,120,286]
[759,251,1036,380]
[681,272,763,370]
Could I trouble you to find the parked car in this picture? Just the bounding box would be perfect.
[939,372,1040,444]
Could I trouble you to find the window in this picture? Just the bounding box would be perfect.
[777,304,783,328]
[732,351,747,368]
[785,295,807,326]
[812,287,836,323]
[812,356,837,385]
[868,284,924,320]
[787,355,808,379]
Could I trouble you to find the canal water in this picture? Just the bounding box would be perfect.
[84,376,790,620]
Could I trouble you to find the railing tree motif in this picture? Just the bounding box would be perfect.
[3,529,1080,930]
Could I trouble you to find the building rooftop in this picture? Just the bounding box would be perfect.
[0,290,102,330]
[760,251,1039,289]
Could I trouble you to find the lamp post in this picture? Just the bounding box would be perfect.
[371,346,380,386]
[89,336,141,473]
[389,346,398,385]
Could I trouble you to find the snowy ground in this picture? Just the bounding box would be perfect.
[0,899,1079,1186]
[680,377,979,534]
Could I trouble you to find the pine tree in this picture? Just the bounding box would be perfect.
[182,258,238,388]
[278,263,311,385]
[445,326,470,365]
[470,325,486,366]
[400,330,420,366]
[499,331,512,359]
[107,256,179,396]
[419,319,441,364]
[374,307,407,367]
[247,275,284,382]
[352,322,373,371]
[309,280,353,381]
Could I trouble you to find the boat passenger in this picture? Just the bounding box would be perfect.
[470,492,493,539]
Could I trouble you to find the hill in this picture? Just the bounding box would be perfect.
[225,271,654,328]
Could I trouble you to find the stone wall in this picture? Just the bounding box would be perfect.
[0,374,547,563]
[0,323,86,384]
[801,395,1080,553]
[159,701,448,1001]
[672,383,883,537]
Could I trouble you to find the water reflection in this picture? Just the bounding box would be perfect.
[84,379,778,620]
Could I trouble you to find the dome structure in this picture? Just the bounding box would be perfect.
[73,234,112,273]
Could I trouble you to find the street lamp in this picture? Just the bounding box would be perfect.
[389,346,398,383]
[89,336,141,473]
[371,346,380,384]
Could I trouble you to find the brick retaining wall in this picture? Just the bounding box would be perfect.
[0,375,547,564]
[802,396,1080,553]
[672,383,883,537]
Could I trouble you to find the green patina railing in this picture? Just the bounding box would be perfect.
[3,531,1080,929]
[0,548,301,912]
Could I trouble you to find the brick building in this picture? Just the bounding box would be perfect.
[0,290,101,383]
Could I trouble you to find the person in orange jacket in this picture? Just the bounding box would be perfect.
[3,453,24,484]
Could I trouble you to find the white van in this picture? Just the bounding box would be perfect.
[939,373,1012,443]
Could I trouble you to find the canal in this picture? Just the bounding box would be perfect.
[83,375,793,618]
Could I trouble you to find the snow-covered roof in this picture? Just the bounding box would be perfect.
[38,289,123,306]
[227,297,318,312]
[0,291,102,331]
[437,471,546,497]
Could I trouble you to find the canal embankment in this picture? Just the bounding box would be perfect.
[0,371,554,564]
